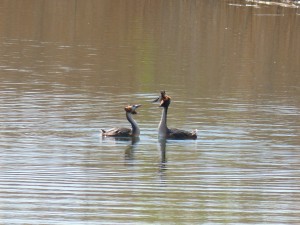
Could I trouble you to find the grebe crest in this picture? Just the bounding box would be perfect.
[124,104,140,114]
[153,90,171,108]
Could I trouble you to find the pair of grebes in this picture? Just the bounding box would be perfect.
[101,91,197,140]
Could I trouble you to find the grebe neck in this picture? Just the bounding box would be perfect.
[158,106,168,138]
[126,112,140,136]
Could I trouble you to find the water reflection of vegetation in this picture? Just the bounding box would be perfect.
[244,0,300,8]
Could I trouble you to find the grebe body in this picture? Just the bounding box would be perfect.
[154,91,197,140]
[101,104,141,137]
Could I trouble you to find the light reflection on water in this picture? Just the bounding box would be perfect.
[1,87,299,224]
[1,84,299,221]
[1,1,300,224]
[1,70,299,224]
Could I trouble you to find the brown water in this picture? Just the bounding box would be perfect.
[0,0,299,224]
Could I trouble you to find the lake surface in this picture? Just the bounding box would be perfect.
[0,0,299,224]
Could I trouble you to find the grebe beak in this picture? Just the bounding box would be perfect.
[131,104,141,114]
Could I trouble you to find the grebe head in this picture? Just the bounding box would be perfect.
[124,104,142,114]
[153,90,171,108]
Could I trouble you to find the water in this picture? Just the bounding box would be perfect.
[0,0,300,224]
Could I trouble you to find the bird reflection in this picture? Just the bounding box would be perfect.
[100,135,140,166]
[124,137,140,164]
[158,138,167,174]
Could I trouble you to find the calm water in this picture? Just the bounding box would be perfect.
[0,0,300,224]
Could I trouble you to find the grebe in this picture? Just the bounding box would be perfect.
[101,104,141,137]
[153,91,197,139]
